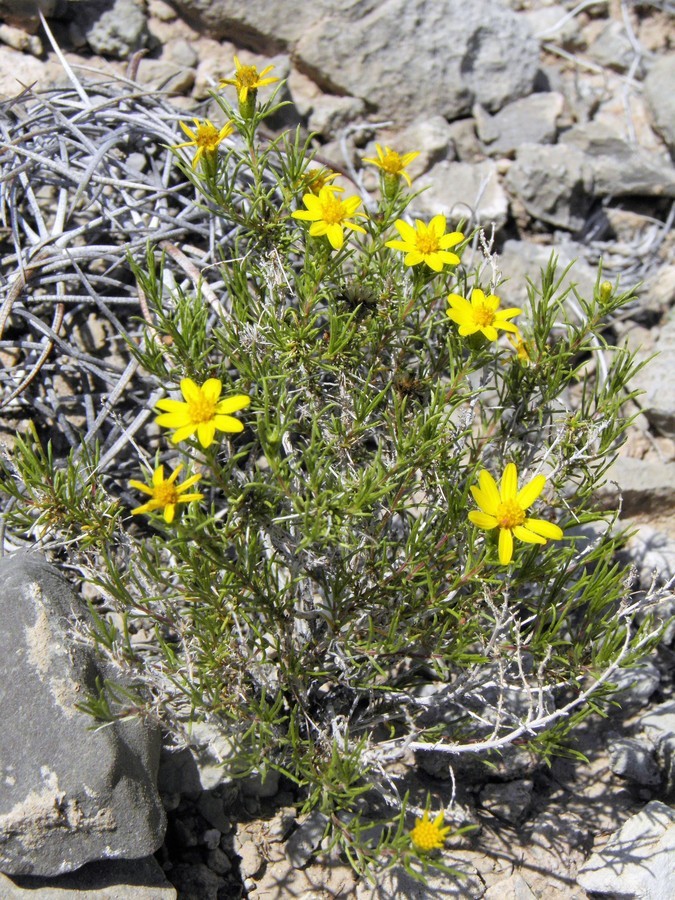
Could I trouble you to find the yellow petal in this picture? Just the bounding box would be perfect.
[177,491,204,504]
[385,239,412,252]
[404,250,424,267]
[517,474,546,509]
[498,528,514,565]
[326,223,345,250]
[438,231,463,250]
[523,517,564,540]
[428,214,447,235]
[167,464,184,484]
[155,410,192,429]
[423,253,444,272]
[176,473,203,493]
[128,479,153,495]
[500,463,518,500]
[469,485,494,514]
[513,525,547,544]
[468,510,499,530]
[152,465,165,486]
[436,250,460,266]
[201,378,223,403]
[478,470,500,509]
[481,325,499,342]
[197,421,217,448]
[156,398,189,413]
[213,414,245,433]
[180,378,201,403]
[216,394,251,415]
[170,423,198,443]
[394,219,417,243]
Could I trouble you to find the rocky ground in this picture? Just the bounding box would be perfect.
[1,0,674,897]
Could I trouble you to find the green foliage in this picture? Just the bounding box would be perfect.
[0,72,665,881]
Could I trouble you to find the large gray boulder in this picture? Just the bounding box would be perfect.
[174,0,539,124]
[0,554,166,876]
[577,801,675,898]
[295,0,540,123]
[644,53,675,157]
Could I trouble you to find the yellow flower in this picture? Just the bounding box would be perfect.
[385,216,463,272]
[292,185,367,251]
[155,378,251,448]
[362,144,420,187]
[219,55,279,105]
[173,119,234,170]
[468,463,563,566]
[303,167,343,196]
[447,289,521,342]
[129,464,203,524]
[508,331,531,364]
[410,811,451,853]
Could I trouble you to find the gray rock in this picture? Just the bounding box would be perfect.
[168,0,332,48]
[479,779,534,824]
[307,94,366,138]
[295,0,539,123]
[285,808,328,868]
[623,523,675,594]
[418,742,540,785]
[517,4,578,46]
[560,122,675,198]
[236,833,265,878]
[241,767,280,799]
[498,239,598,311]
[356,860,485,898]
[413,159,508,229]
[632,314,675,439]
[188,720,237,791]
[169,863,224,900]
[0,857,176,898]
[475,92,564,158]
[446,118,483,162]
[506,143,594,231]
[587,20,637,73]
[0,22,43,55]
[0,0,57,33]
[0,554,166,876]
[483,873,537,900]
[197,792,231,833]
[207,846,232,874]
[392,115,456,177]
[77,0,148,59]
[157,744,203,797]
[644,54,675,156]
[597,455,675,516]
[608,737,662,786]
[137,59,196,94]
[638,700,675,794]
[577,801,675,898]
[609,661,662,714]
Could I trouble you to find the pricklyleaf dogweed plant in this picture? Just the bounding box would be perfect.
[0,61,667,883]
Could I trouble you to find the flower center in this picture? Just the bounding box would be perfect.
[238,65,260,88]
[187,396,217,424]
[411,822,442,851]
[195,123,220,152]
[381,151,403,174]
[320,196,346,224]
[473,304,495,327]
[496,499,525,530]
[416,231,439,255]
[155,482,179,506]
